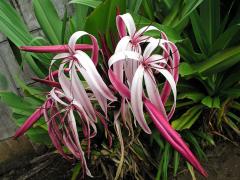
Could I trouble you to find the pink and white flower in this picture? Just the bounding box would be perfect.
[15,13,207,178]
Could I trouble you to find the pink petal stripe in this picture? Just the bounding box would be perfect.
[116,13,136,38]
[143,99,208,177]
[19,44,92,53]
[116,14,127,38]
[108,69,130,99]
[14,100,52,138]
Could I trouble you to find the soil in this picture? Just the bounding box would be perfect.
[177,142,240,180]
[0,142,239,180]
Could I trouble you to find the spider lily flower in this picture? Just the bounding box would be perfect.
[49,31,116,116]
[109,39,177,133]
[108,13,207,176]
[14,87,111,177]
[44,88,98,177]
[114,13,160,85]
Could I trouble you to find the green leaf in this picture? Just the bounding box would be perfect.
[190,10,208,55]
[128,0,143,13]
[172,105,203,130]
[132,14,181,42]
[178,39,204,63]
[212,97,220,108]
[173,151,180,177]
[152,130,164,149]
[84,0,126,41]
[202,96,220,108]
[71,4,89,32]
[33,0,62,44]
[61,6,68,44]
[179,62,196,76]
[221,88,240,98]
[201,96,212,108]
[183,132,206,160]
[22,54,46,78]
[178,92,205,102]
[0,92,34,111]
[186,163,196,180]
[14,76,45,101]
[71,163,81,180]
[164,0,204,30]
[221,63,240,89]
[193,131,215,146]
[18,117,50,145]
[211,24,240,53]
[196,45,240,75]
[0,1,32,46]
[227,112,240,123]
[200,0,220,46]
[224,117,240,135]
[69,0,102,8]
[156,143,171,180]
[142,0,154,20]
[162,143,171,180]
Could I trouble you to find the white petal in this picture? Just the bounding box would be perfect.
[68,31,88,52]
[74,52,116,101]
[108,51,142,68]
[144,71,167,118]
[131,65,151,134]
[71,65,97,122]
[135,25,159,38]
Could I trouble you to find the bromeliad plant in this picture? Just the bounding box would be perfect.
[14,12,207,177]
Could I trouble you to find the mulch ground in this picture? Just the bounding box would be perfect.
[1,142,240,180]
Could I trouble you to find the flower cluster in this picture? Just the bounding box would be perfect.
[15,13,207,177]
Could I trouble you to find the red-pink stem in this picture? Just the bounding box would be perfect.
[19,44,93,53]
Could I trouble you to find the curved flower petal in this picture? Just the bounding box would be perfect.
[135,25,159,38]
[108,69,131,99]
[144,70,167,119]
[161,42,180,107]
[131,65,151,134]
[116,13,136,38]
[71,65,97,122]
[153,68,177,119]
[75,63,108,114]
[68,31,99,65]
[58,63,74,99]
[74,52,116,102]
[108,51,142,68]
